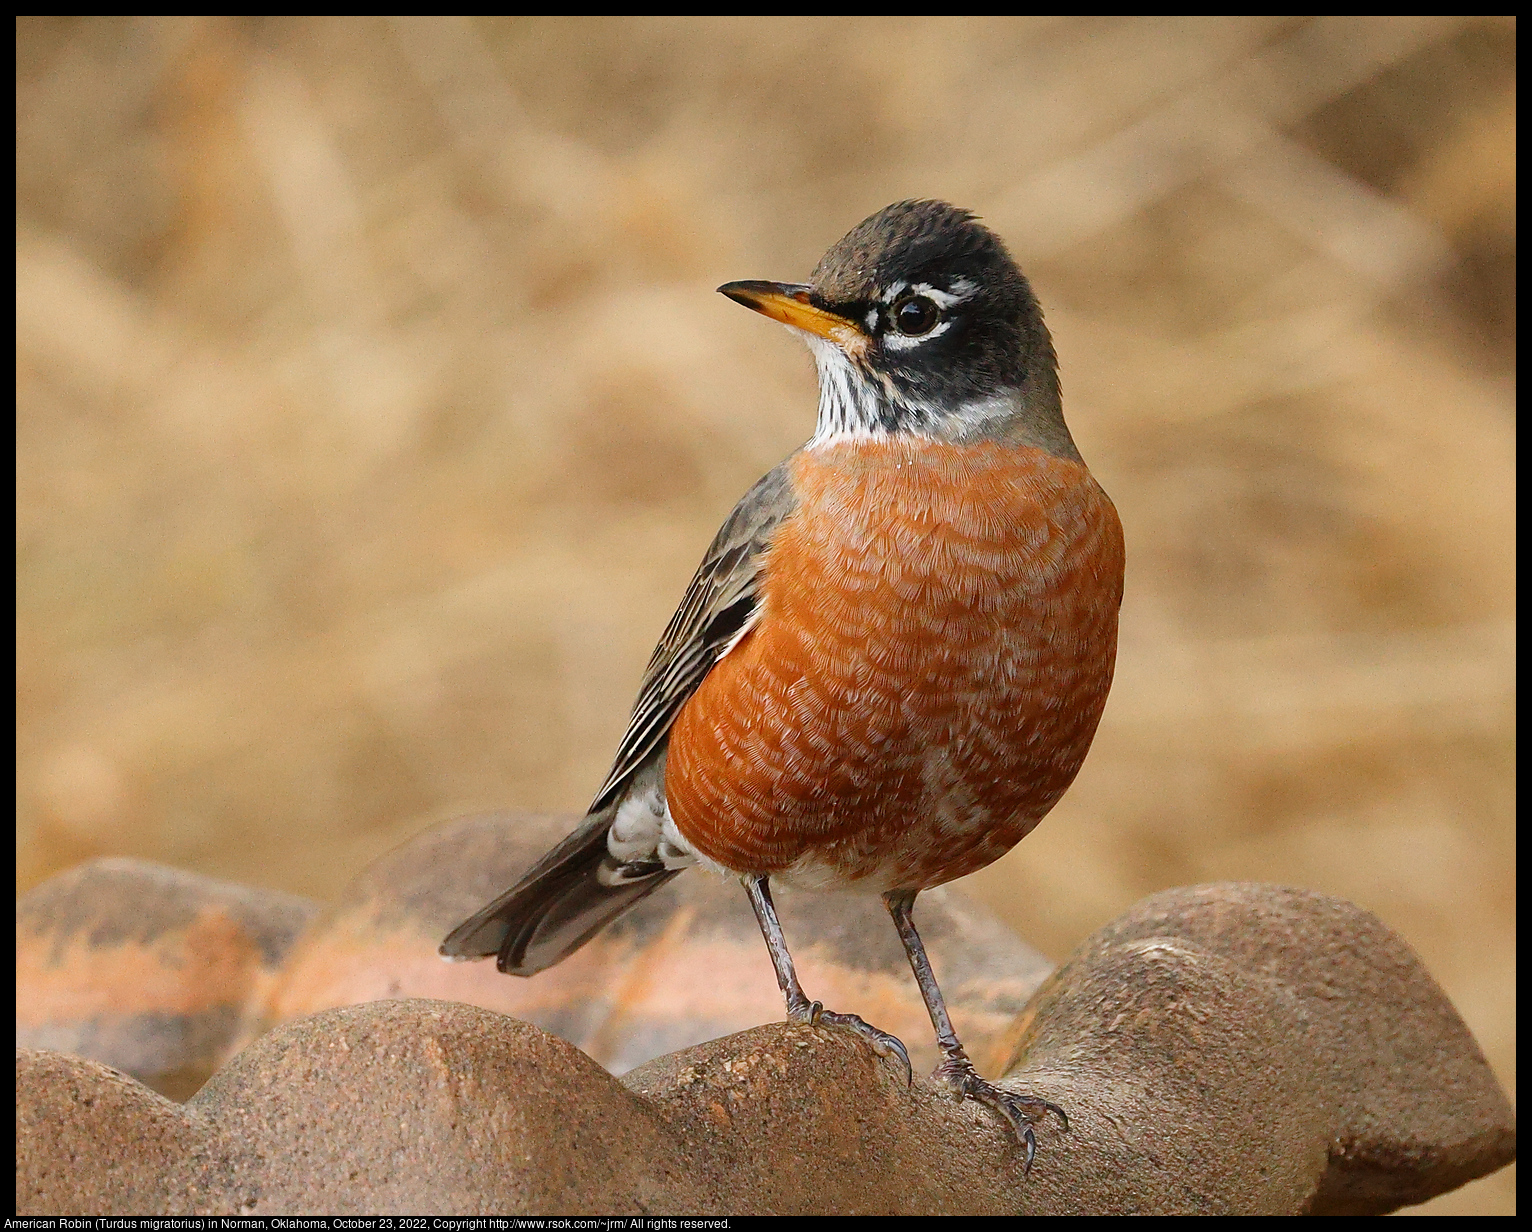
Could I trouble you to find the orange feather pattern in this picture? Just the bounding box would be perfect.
[666,437,1124,892]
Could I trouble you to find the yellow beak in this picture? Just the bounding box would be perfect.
[718,280,866,352]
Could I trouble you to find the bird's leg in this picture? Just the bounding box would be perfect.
[884,889,1068,1171]
[744,875,911,1085]
[743,874,816,1017]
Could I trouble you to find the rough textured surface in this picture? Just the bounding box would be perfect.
[15,860,1516,1214]
[996,882,1519,1215]
[257,811,1054,1077]
[12,814,1051,1091]
[15,858,320,1099]
[194,1001,712,1215]
[16,1047,228,1214]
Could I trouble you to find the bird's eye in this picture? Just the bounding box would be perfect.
[892,295,940,337]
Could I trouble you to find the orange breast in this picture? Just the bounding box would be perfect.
[665,437,1124,892]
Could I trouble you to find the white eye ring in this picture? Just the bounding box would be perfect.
[882,317,952,351]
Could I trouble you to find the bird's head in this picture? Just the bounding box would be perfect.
[720,199,1075,457]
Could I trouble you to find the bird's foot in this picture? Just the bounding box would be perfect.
[787,997,913,1087]
[933,1057,1069,1174]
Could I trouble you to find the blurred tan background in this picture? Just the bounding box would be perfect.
[16,17,1513,1212]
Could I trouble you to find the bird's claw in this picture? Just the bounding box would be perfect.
[934,1059,1067,1175]
[789,1000,912,1087]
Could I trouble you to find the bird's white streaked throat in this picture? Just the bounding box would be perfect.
[803,334,1022,449]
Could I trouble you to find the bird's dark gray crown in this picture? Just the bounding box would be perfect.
[807,199,1073,456]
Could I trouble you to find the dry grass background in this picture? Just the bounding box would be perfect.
[16,17,1514,1212]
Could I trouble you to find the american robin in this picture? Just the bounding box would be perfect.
[442,199,1124,1168]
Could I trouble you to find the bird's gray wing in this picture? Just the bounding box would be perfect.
[589,458,799,814]
[439,458,800,971]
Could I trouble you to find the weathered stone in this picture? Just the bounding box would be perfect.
[258,810,1052,1076]
[190,999,712,1215]
[14,882,1515,1215]
[15,1048,220,1214]
[997,882,1518,1214]
[625,1021,1029,1214]
[16,858,321,1099]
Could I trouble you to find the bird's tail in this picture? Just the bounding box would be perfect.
[439,808,679,975]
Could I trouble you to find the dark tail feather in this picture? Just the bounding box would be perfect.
[439,809,679,976]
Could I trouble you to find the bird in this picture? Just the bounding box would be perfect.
[441,199,1124,1170]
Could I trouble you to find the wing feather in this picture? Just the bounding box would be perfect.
[588,461,797,813]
